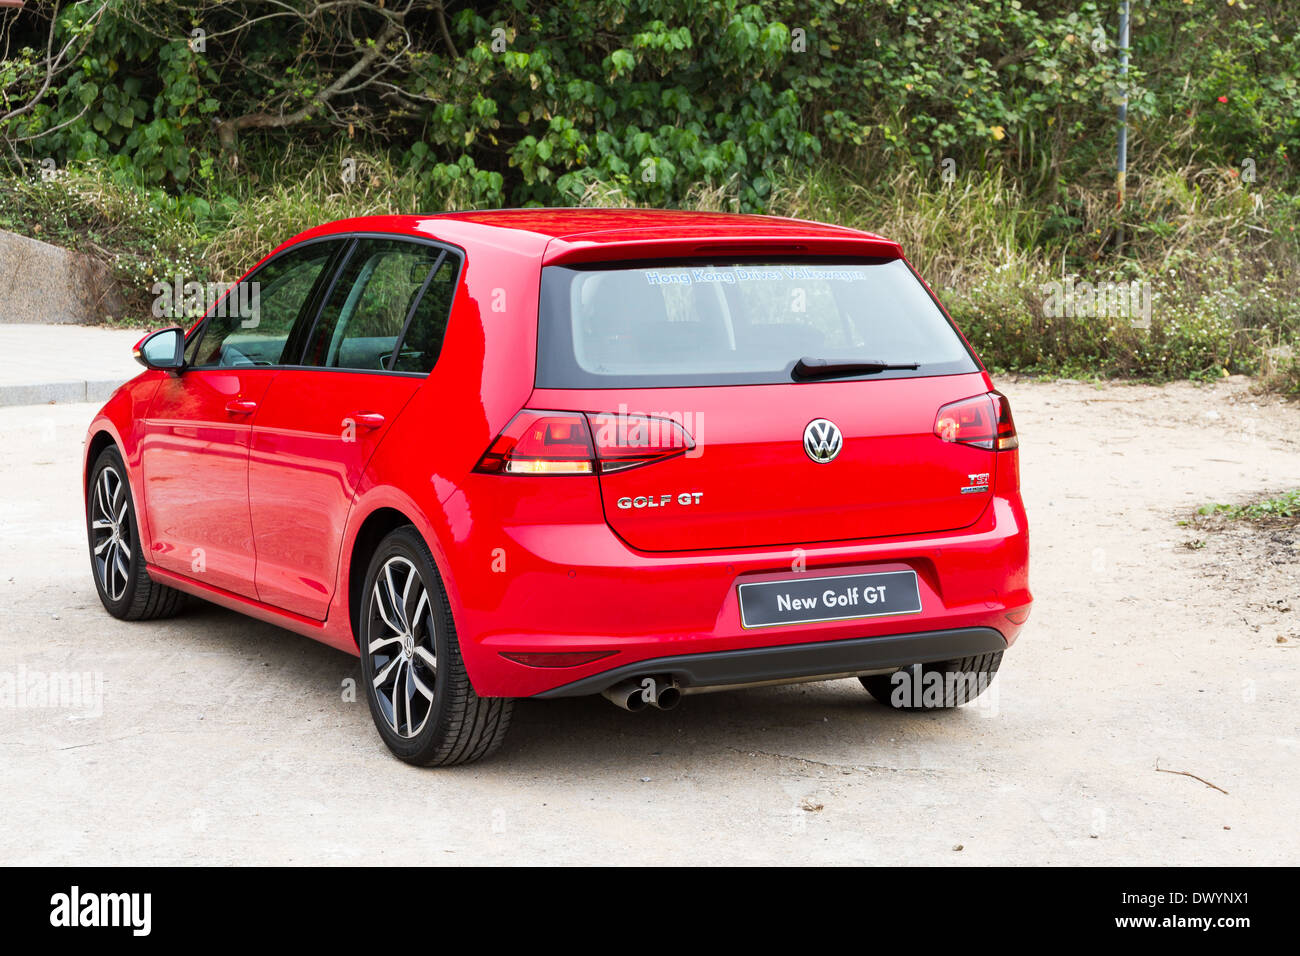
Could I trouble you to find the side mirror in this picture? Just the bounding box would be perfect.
[133,327,185,371]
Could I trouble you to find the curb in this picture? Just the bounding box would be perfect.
[0,379,125,407]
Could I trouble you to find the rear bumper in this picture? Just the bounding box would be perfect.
[537,626,1007,697]
[448,488,1031,698]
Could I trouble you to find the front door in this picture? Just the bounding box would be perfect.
[140,238,344,596]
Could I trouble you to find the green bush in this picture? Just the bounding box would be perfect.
[5,2,1297,209]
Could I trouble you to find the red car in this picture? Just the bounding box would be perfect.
[84,209,1031,765]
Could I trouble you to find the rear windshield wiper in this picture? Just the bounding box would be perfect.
[791,357,920,381]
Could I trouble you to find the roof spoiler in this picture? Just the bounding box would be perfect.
[542,234,904,266]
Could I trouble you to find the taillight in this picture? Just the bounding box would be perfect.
[934,392,1018,450]
[475,410,694,475]
[588,412,694,472]
[474,411,595,475]
[991,390,1019,450]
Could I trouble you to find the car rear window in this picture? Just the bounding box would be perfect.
[536,258,979,388]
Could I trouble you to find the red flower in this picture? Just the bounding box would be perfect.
[1217,95,1228,103]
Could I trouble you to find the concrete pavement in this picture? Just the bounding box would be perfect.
[1,380,1298,864]
[0,324,146,407]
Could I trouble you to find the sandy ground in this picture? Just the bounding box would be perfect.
[0,377,1297,866]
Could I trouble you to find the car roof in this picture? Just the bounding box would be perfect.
[281,208,903,264]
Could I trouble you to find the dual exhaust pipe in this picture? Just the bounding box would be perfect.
[601,675,681,712]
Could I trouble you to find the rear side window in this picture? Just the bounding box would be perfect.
[391,252,460,374]
[537,259,978,387]
[302,238,460,373]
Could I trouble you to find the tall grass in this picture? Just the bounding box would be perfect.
[769,165,1038,294]
[761,160,1300,381]
[204,146,428,279]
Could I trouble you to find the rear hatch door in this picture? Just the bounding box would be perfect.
[533,257,993,552]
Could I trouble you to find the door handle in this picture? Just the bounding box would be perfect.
[225,399,258,415]
[349,411,385,430]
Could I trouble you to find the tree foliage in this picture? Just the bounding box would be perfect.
[1,0,1297,211]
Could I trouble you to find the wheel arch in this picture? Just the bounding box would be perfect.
[347,506,423,649]
[84,424,148,547]
[84,428,119,490]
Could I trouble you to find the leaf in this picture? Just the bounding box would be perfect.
[609,49,635,78]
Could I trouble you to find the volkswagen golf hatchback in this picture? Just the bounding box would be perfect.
[85,209,1031,765]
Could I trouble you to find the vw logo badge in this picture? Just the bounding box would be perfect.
[803,419,842,463]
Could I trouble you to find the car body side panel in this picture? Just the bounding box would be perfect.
[138,367,278,597]
[248,370,422,619]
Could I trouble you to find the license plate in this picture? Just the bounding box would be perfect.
[738,570,922,629]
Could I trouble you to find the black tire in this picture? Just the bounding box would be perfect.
[86,445,187,620]
[359,525,512,766]
[860,652,1003,710]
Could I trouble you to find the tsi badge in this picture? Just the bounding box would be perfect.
[961,472,990,494]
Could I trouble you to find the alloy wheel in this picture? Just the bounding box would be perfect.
[366,556,438,738]
[90,465,131,602]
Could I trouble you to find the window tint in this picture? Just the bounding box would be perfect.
[391,253,460,374]
[183,321,205,365]
[302,238,458,373]
[537,259,978,387]
[191,240,339,368]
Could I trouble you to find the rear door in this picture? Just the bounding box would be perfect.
[532,258,995,552]
[248,237,461,619]
[140,238,342,593]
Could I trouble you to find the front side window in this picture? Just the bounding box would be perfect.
[190,240,340,368]
[301,238,460,373]
[537,258,978,387]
